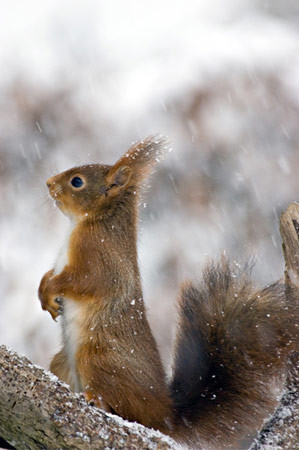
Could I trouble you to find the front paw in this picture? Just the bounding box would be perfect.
[40,295,63,320]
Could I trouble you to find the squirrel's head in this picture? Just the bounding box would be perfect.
[46,135,169,221]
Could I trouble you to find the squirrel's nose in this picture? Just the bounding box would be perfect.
[46,177,54,188]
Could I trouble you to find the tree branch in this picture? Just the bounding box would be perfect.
[0,345,175,449]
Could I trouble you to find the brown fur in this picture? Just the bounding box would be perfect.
[39,136,172,431]
[38,136,298,448]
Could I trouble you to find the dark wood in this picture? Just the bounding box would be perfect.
[280,202,299,286]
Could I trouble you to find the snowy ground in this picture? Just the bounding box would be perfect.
[0,0,298,369]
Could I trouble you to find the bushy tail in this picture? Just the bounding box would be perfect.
[170,259,298,449]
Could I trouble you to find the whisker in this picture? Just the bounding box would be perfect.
[45,201,56,218]
[29,194,53,215]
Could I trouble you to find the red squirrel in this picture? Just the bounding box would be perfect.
[39,136,298,449]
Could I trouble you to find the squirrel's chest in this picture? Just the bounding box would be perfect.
[54,223,75,276]
[55,223,83,390]
[61,299,83,392]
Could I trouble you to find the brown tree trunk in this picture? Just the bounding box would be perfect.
[280,202,299,287]
[0,345,174,449]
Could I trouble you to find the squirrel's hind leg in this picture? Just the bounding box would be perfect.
[50,349,73,388]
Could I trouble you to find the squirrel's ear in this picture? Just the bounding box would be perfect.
[105,166,133,196]
[110,135,169,188]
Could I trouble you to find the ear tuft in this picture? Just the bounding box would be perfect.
[126,135,171,167]
[112,135,171,187]
[105,135,171,196]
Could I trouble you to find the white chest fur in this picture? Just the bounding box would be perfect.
[53,223,75,276]
[62,299,82,392]
[54,222,82,392]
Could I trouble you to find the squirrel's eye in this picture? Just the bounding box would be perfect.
[71,176,84,188]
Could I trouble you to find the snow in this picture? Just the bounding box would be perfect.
[0,0,298,373]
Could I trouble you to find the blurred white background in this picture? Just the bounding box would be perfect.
[0,0,298,370]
